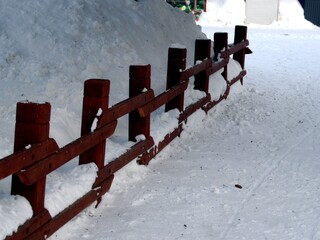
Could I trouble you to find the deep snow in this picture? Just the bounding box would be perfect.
[0,1,205,238]
[53,27,320,240]
[1,0,320,239]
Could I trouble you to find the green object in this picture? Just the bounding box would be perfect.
[166,0,206,20]
[166,0,206,12]
[177,3,192,13]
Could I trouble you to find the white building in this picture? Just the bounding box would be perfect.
[245,0,279,24]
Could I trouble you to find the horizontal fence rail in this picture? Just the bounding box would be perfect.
[1,25,251,240]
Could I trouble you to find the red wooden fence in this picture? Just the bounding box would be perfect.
[0,25,250,240]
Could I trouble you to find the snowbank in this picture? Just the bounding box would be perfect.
[0,0,206,154]
[198,0,316,29]
[1,0,318,239]
[198,0,246,26]
[272,0,315,28]
[0,0,206,238]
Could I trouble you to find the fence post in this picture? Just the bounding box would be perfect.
[165,47,187,112]
[129,65,151,142]
[79,79,110,169]
[194,39,211,93]
[11,102,51,215]
[214,32,228,81]
[233,25,247,85]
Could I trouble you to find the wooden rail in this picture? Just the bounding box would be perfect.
[1,25,251,240]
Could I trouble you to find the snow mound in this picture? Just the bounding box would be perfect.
[198,0,317,29]
[0,0,206,237]
[198,0,246,26]
[272,0,315,28]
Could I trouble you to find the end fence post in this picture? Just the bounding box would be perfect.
[11,102,51,215]
[129,64,151,142]
[165,47,187,112]
[79,79,110,169]
[214,32,228,81]
[194,39,211,94]
[233,25,247,84]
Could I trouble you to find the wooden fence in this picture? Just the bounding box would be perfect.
[0,25,250,240]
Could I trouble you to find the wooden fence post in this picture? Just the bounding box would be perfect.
[214,32,228,81]
[165,47,187,112]
[11,102,51,215]
[79,79,110,169]
[233,25,247,85]
[194,39,211,93]
[129,65,151,142]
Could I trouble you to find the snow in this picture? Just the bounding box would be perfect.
[151,108,180,144]
[198,0,246,26]
[0,1,205,238]
[45,163,98,217]
[209,68,227,100]
[1,0,320,239]
[198,0,317,29]
[0,195,32,238]
[276,0,314,28]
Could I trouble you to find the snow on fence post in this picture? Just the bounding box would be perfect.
[214,32,228,82]
[233,25,247,85]
[194,39,211,93]
[11,102,51,215]
[165,47,187,112]
[79,79,110,169]
[129,65,151,142]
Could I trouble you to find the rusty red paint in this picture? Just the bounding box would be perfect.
[11,102,51,215]
[230,70,247,85]
[97,90,154,128]
[79,79,110,169]
[3,27,250,240]
[181,58,212,81]
[129,65,152,142]
[221,40,249,59]
[5,209,52,240]
[17,121,117,186]
[138,125,183,165]
[0,139,58,180]
[165,48,187,112]
[94,137,154,187]
[207,58,229,76]
[179,95,211,123]
[24,176,114,240]
[138,80,189,118]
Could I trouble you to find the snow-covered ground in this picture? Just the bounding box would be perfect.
[0,1,205,238]
[1,0,320,239]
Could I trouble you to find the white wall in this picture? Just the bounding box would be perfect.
[246,0,279,24]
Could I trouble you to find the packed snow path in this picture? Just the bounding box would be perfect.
[52,28,320,239]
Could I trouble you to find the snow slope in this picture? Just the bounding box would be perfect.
[0,0,205,238]
[1,0,320,239]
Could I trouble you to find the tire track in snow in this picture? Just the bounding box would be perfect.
[219,122,319,240]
